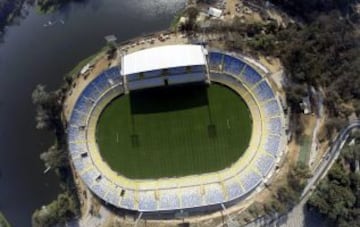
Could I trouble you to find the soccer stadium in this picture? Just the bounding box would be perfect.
[67,44,286,214]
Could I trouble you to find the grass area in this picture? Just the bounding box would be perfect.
[96,83,252,179]
[66,46,109,79]
[0,212,11,227]
[298,134,311,164]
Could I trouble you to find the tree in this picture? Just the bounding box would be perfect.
[328,163,350,186]
[32,192,79,227]
[179,6,199,32]
[276,185,299,208]
[187,6,199,21]
[308,158,359,225]
[32,84,63,131]
[288,162,312,192]
[269,0,359,21]
[247,34,276,56]
[40,145,68,170]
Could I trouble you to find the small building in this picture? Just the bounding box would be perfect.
[208,7,222,18]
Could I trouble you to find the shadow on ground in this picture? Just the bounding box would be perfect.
[129,83,209,114]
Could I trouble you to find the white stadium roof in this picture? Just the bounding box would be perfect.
[121,45,207,76]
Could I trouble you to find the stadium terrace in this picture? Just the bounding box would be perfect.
[67,45,286,213]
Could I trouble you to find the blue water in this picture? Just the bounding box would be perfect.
[0,0,184,226]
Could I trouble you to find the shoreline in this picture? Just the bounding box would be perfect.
[0,212,11,227]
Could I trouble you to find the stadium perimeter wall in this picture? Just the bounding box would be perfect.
[67,50,286,215]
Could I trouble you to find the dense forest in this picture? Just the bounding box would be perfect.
[308,132,360,226]
[269,1,360,225]
[277,12,359,130]
[237,0,360,137]
[270,0,360,21]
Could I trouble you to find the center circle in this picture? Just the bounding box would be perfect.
[96,83,252,179]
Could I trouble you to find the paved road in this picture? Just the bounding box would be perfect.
[301,120,360,199]
[245,120,360,227]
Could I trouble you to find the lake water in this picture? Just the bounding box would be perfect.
[0,0,184,226]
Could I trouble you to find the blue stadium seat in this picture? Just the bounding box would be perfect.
[191,65,205,73]
[73,156,91,172]
[253,81,274,102]
[105,67,122,85]
[127,78,165,90]
[168,73,206,85]
[240,171,262,191]
[68,126,86,142]
[120,190,135,209]
[181,189,202,208]
[92,72,111,92]
[205,184,224,204]
[70,110,87,126]
[263,100,280,116]
[68,143,86,156]
[255,154,275,176]
[105,67,120,78]
[209,52,223,69]
[104,187,120,207]
[138,192,157,211]
[72,158,86,172]
[210,72,245,88]
[126,73,140,82]
[169,66,187,75]
[267,117,282,135]
[82,84,101,101]
[223,55,245,75]
[74,95,93,114]
[91,183,107,198]
[159,190,180,210]
[81,168,100,186]
[225,181,244,200]
[241,66,262,86]
[144,69,162,78]
[264,135,281,157]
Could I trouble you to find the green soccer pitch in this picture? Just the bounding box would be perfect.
[96,83,252,179]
